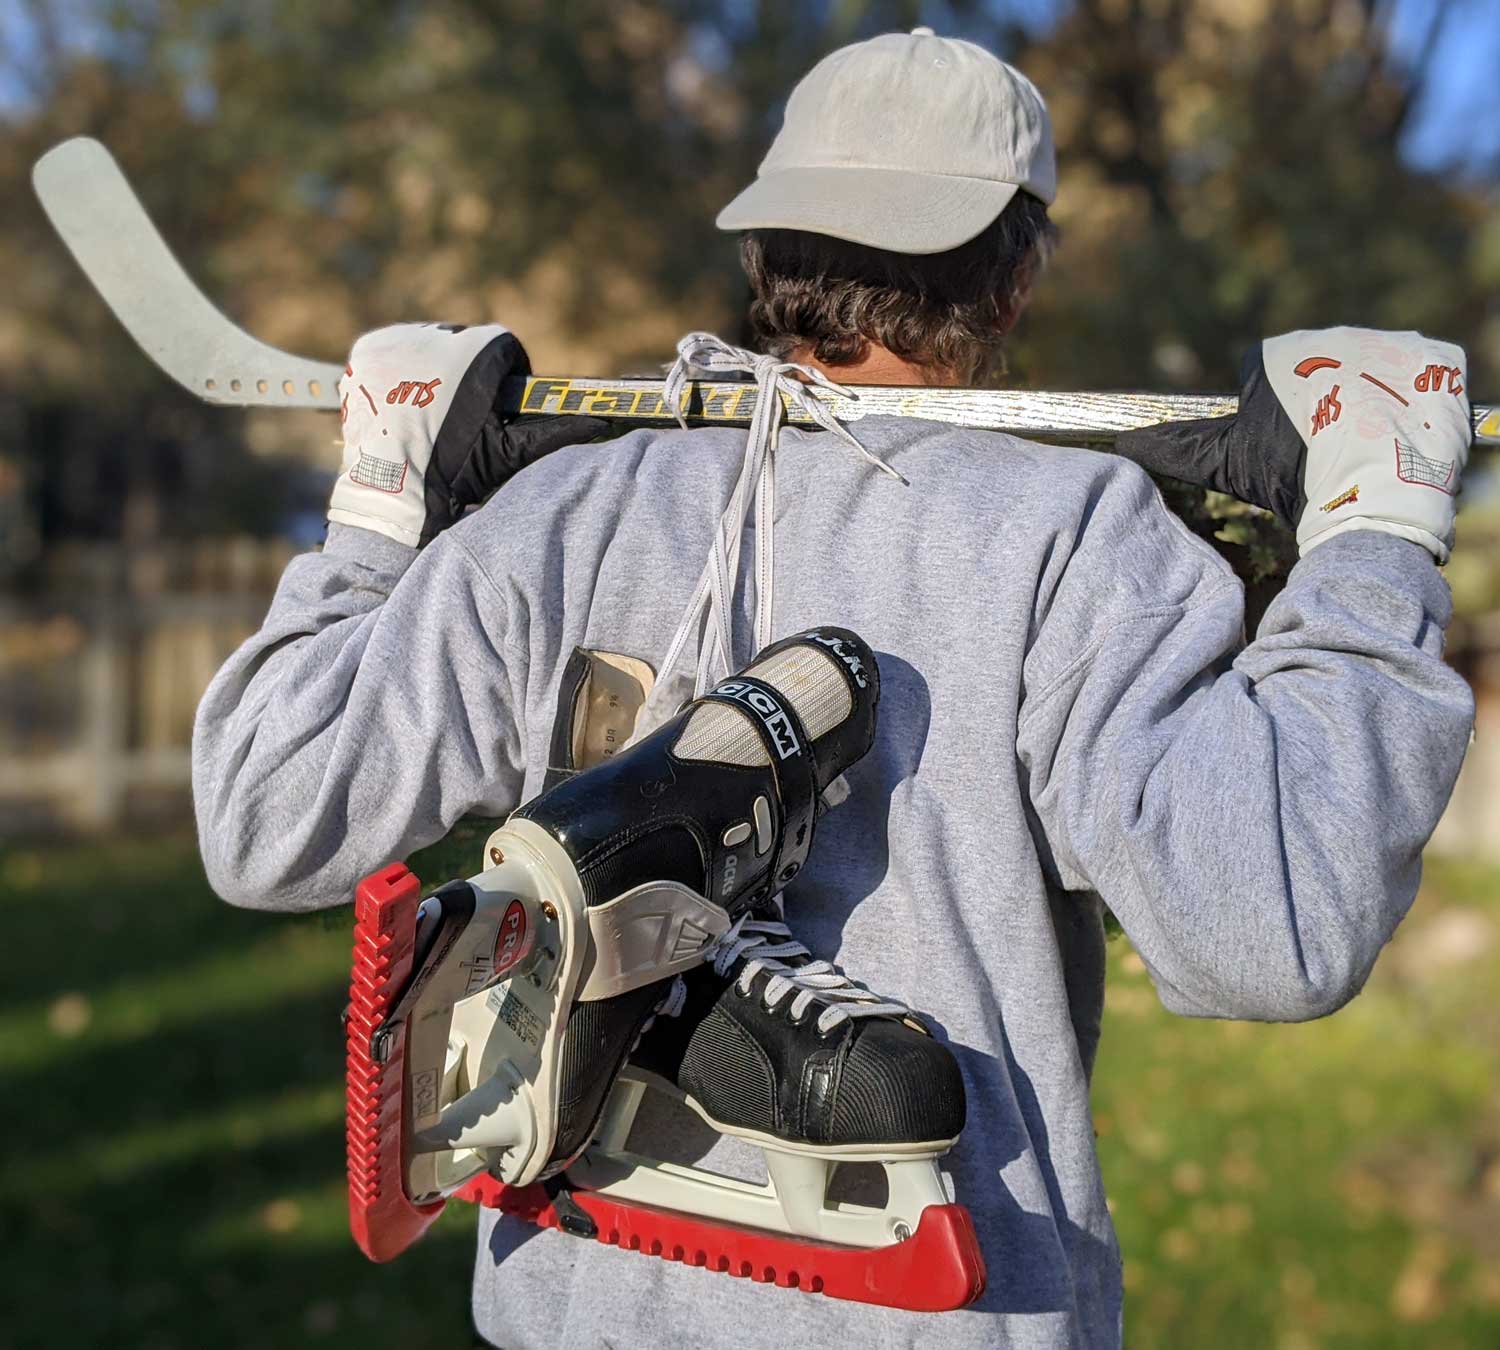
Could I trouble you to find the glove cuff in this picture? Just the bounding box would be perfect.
[328,502,424,549]
[1299,515,1450,564]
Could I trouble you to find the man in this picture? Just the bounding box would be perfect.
[193,27,1474,1350]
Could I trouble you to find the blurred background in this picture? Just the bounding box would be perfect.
[2,0,1497,1346]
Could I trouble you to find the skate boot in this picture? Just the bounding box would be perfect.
[629,908,967,1165]
[346,628,879,1261]
[528,908,985,1310]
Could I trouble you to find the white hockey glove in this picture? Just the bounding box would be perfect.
[1262,328,1469,560]
[1114,327,1470,562]
[328,322,606,548]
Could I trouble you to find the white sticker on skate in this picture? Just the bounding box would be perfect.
[496,988,545,1052]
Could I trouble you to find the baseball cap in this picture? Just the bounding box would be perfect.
[717,27,1055,255]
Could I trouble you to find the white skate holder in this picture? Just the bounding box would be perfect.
[346,841,576,1262]
[460,1075,986,1311]
[574,1072,959,1250]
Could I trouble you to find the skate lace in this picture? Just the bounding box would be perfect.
[707,913,912,1034]
[656,332,907,697]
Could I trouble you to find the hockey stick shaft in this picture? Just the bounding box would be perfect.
[32,137,1499,448]
[497,380,1496,446]
[497,377,1249,444]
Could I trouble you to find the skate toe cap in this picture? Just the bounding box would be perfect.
[832,1019,967,1145]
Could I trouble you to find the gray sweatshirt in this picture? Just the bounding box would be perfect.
[192,415,1474,1350]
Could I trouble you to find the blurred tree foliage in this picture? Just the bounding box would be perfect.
[0,0,1494,606]
[1009,0,1499,617]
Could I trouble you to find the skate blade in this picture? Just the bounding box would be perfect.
[460,1174,987,1311]
[397,821,593,1194]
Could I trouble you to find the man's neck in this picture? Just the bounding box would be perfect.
[787,343,962,388]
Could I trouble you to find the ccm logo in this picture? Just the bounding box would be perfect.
[492,899,533,980]
[810,632,869,689]
[717,681,801,760]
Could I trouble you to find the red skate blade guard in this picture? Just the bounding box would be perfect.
[458,1176,986,1312]
[346,862,445,1262]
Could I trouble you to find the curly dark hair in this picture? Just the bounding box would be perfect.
[739,192,1058,385]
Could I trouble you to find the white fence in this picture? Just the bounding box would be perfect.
[3,539,1499,852]
[0,540,292,834]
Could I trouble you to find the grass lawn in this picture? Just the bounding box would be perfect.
[4,832,1497,1348]
[1094,855,1500,1348]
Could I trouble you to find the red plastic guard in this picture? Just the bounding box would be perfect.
[457,1175,987,1312]
[346,862,446,1262]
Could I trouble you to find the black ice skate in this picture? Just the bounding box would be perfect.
[346,628,879,1262]
[537,908,985,1311]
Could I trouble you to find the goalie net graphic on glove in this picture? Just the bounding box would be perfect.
[349,452,408,494]
[1394,438,1458,492]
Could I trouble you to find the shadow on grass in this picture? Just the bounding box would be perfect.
[4,835,481,1350]
[6,986,348,1164]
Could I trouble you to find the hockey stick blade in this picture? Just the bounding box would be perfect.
[33,137,343,408]
[32,138,1497,446]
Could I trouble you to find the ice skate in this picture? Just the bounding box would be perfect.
[462,908,985,1311]
[345,627,880,1261]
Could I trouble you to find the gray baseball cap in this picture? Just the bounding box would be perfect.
[718,28,1055,255]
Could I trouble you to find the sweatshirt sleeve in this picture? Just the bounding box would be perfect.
[191,523,527,912]
[1016,473,1474,1022]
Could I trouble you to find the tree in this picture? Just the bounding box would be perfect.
[0,0,1493,611]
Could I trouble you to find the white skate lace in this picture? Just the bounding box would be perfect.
[656,332,908,697]
[705,912,912,1034]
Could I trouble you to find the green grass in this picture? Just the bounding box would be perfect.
[1095,856,1500,1348]
[1,837,478,1350]
[4,837,1498,1348]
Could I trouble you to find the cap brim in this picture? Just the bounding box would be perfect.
[715,165,1022,255]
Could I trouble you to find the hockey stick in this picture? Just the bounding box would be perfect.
[32,136,1500,448]
[32,138,338,410]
